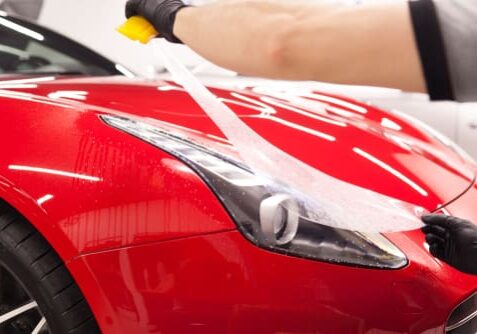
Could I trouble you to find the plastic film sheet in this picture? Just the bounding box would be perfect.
[153,40,426,233]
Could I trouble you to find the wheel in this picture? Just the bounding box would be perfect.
[0,201,100,334]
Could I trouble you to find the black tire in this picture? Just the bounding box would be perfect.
[0,201,101,334]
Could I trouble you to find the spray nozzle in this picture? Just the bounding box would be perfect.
[117,16,158,44]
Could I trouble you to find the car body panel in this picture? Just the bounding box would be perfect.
[1,75,477,333]
[67,229,477,334]
[7,76,477,207]
[0,92,236,260]
[4,14,477,334]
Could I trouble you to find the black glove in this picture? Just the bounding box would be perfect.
[125,0,189,43]
[422,214,477,275]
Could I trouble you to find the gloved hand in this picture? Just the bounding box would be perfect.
[422,214,477,275]
[125,0,189,43]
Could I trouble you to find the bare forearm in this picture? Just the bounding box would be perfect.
[174,1,426,93]
[278,2,426,92]
[174,1,307,78]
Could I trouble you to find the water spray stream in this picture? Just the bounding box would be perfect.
[152,39,426,233]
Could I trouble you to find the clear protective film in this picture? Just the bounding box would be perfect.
[153,40,426,234]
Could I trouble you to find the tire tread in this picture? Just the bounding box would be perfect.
[0,202,100,334]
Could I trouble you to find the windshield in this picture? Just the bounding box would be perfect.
[0,15,126,76]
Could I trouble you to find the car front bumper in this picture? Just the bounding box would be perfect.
[67,229,477,334]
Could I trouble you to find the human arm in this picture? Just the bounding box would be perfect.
[173,1,426,93]
[126,0,426,93]
[126,0,477,101]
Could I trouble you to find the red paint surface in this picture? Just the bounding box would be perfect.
[0,75,475,333]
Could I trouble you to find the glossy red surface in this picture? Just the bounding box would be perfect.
[68,230,477,333]
[0,75,476,333]
[14,76,477,208]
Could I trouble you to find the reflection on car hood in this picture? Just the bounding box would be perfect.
[3,74,476,212]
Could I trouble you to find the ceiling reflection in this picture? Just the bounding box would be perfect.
[9,165,101,182]
[353,148,428,196]
[48,90,89,101]
[299,93,368,114]
[259,96,347,128]
[252,114,337,142]
[222,92,337,142]
[37,194,54,205]
[0,76,55,85]
[381,118,402,131]
[0,90,76,109]
[0,17,44,41]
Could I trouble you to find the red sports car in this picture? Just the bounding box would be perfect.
[0,14,477,334]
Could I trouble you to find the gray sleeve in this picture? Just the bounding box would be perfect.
[435,0,477,102]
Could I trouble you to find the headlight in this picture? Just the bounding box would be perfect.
[102,115,407,269]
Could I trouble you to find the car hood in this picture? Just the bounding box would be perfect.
[3,75,476,212]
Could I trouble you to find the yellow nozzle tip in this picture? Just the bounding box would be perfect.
[117,16,158,44]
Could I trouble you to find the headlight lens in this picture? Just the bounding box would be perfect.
[102,115,407,269]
